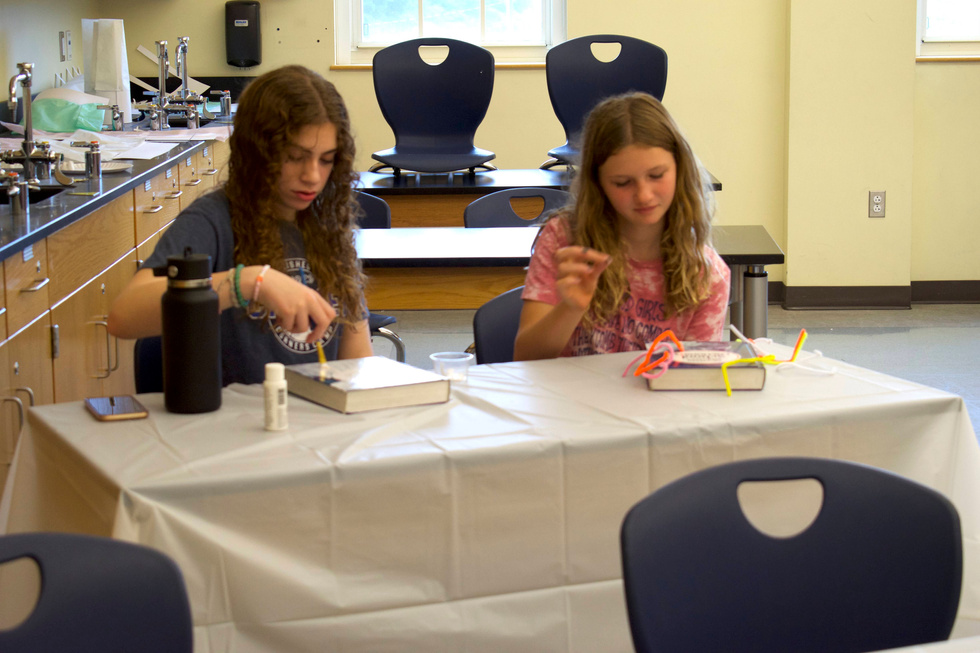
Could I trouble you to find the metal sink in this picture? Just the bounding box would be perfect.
[3,183,68,208]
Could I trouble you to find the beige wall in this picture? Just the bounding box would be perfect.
[0,0,99,90]
[3,0,978,289]
[913,62,980,282]
[786,0,915,288]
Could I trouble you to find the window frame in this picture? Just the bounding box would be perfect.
[917,0,980,58]
[334,0,566,66]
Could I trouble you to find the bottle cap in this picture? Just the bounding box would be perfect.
[265,362,285,382]
[153,247,213,282]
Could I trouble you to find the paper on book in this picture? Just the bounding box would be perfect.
[285,356,451,414]
[645,340,766,391]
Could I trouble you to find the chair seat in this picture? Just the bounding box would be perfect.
[545,143,579,166]
[369,312,397,330]
[371,147,496,174]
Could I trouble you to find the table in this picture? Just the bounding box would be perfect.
[2,345,979,651]
[356,224,784,338]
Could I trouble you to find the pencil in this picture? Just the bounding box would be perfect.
[316,341,330,380]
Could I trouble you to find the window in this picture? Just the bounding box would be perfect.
[917,0,980,57]
[334,0,566,65]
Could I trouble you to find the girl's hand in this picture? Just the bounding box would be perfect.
[255,268,337,342]
[553,246,612,312]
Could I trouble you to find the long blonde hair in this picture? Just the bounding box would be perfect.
[225,65,365,324]
[563,92,715,328]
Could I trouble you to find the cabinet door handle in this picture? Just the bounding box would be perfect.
[93,320,117,378]
[0,307,5,318]
[2,396,25,441]
[20,278,50,293]
[164,190,183,200]
[102,318,120,373]
[202,168,219,176]
[143,205,164,214]
[184,178,203,187]
[14,386,35,406]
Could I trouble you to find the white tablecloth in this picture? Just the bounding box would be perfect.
[3,345,979,652]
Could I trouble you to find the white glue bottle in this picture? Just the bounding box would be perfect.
[264,362,288,431]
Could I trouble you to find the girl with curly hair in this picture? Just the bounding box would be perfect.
[514,92,730,360]
[109,65,373,385]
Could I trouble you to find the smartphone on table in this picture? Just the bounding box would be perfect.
[84,395,149,422]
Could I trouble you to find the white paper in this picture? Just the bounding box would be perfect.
[112,140,179,160]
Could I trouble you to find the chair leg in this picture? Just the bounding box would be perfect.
[372,326,406,363]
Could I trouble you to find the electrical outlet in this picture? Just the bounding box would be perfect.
[59,31,67,62]
[869,191,886,218]
[66,29,72,60]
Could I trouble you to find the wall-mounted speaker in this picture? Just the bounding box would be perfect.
[226,1,261,68]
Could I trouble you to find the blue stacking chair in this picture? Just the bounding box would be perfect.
[472,285,525,364]
[0,532,193,652]
[543,34,668,169]
[463,188,571,228]
[620,457,962,653]
[370,37,497,175]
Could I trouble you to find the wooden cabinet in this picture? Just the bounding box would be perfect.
[201,140,230,188]
[177,150,208,208]
[177,140,229,205]
[47,193,134,305]
[51,252,138,402]
[47,190,138,404]
[134,164,182,248]
[0,265,6,342]
[0,341,16,493]
[0,139,222,501]
[3,241,50,335]
[0,313,55,490]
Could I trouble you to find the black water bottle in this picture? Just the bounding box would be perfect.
[154,248,222,413]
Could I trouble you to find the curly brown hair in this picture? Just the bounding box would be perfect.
[225,65,365,325]
[563,92,715,328]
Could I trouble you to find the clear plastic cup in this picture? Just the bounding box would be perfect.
[430,351,475,382]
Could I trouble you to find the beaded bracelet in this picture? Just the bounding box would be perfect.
[252,264,271,302]
[233,263,248,309]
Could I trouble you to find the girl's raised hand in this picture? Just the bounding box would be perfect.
[254,268,337,342]
[553,246,612,312]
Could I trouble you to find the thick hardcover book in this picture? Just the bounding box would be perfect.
[646,340,766,391]
[285,356,451,413]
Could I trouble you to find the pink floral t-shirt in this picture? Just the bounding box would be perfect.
[522,218,731,357]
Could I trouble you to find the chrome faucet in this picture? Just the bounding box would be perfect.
[3,63,59,186]
[5,63,37,182]
[153,40,171,129]
[176,37,190,102]
[156,40,169,108]
[8,63,33,136]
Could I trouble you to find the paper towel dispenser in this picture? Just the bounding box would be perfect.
[226,1,261,68]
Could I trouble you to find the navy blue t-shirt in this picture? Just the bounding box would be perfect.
[143,190,345,386]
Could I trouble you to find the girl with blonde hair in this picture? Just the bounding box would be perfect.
[514,92,730,360]
[109,65,373,384]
